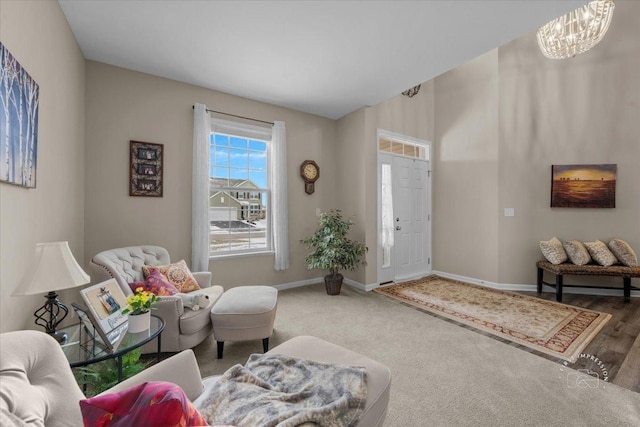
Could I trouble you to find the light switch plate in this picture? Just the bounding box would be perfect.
[504,208,515,217]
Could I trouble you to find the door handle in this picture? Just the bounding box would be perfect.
[396,226,402,231]
[395,217,400,222]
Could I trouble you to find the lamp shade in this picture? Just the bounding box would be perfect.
[14,242,90,296]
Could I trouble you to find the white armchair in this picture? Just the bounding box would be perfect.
[0,330,207,426]
[91,245,223,352]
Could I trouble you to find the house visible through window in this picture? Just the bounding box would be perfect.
[209,131,269,255]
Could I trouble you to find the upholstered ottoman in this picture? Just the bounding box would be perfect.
[210,286,278,359]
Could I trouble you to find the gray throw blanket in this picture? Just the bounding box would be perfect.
[197,353,368,427]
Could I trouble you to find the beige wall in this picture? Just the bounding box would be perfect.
[334,108,367,283]
[356,1,639,288]
[85,62,337,288]
[497,0,640,285]
[334,82,436,286]
[433,51,500,282]
[2,0,638,338]
[0,1,86,332]
[428,0,640,286]
[365,82,436,286]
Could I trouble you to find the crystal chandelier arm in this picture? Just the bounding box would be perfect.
[537,0,615,60]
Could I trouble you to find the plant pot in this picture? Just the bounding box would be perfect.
[127,311,150,333]
[324,273,344,295]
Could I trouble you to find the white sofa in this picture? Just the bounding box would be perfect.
[0,331,391,427]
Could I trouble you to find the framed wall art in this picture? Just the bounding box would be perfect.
[551,164,616,208]
[130,140,163,197]
[0,42,39,188]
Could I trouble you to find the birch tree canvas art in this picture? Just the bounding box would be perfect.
[0,42,39,188]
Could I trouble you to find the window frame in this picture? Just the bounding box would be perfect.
[208,119,274,259]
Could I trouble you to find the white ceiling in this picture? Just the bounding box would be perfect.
[59,1,586,120]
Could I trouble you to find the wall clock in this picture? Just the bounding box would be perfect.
[300,160,319,194]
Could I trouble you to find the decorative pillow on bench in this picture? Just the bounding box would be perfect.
[608,238,638,267]
[584,240,618,267]
[563,240,591,266]
[539,237,568,265]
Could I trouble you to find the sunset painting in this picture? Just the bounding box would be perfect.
[551,164,616,208]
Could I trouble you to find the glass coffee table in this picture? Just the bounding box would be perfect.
[60,315,165,382]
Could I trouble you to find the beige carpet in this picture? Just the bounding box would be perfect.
[374,275,611,361]
[193,284,640,426]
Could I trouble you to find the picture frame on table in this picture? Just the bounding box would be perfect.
[130,140,163,197]
[79,279,129,350]
[71,302,98,335]
[71,302,107,350]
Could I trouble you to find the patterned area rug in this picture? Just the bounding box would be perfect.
[374,275,611,361]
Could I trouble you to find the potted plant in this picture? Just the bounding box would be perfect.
[73,349,149,397]
[300,209,367,295]
[123,287,158,332]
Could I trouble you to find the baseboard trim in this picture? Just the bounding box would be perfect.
[395,271,434,284]
[344,278,379,292]
[272,271,639,297]
[431,271,530,291]
[272,277,378,293]
[272,278,322,290]
[432,270,640,298]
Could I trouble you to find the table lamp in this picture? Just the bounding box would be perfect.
[13,241,90,342]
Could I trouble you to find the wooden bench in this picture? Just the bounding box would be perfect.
[537,260,640,302]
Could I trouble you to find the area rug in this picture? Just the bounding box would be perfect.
[374,275,611,361]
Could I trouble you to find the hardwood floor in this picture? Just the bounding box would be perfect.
[529,291,640,393]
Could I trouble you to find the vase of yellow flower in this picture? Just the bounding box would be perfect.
[123,287,158,333]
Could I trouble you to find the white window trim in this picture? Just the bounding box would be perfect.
[209,119,274,259]
[211,118,272,141]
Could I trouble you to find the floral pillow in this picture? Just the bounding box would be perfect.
[128,269,179,296]
[142,260,200,293]
[79,381,208,427]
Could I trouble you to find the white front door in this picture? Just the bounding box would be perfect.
[377,136,431,285]
[393,155,431,281]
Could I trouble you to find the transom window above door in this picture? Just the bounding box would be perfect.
[379,137,429,161]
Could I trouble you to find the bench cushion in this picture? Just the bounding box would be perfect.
[537,260,640,277]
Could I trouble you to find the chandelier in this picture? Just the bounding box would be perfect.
[537,0,615,59]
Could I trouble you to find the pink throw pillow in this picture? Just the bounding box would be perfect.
[79,381,208,427]
[142,260,200,293]
[128,270,179,296]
